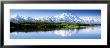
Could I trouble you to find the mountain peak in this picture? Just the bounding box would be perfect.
[10,13,101,24]
[54,12,73,18]
[60,12,72,16]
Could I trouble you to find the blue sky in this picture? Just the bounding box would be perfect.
[10,9,101,18]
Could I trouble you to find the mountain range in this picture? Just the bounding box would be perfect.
[10,12,101,24]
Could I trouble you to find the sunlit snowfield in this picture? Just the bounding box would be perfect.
[10,26,101,39]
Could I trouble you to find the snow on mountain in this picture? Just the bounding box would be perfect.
[10,13,101,24]
[42,12,83,23]
[54,13,83,22]
[10,14,34,22]
[79,16,101,24]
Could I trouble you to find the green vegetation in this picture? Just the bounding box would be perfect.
[10,21,100,32]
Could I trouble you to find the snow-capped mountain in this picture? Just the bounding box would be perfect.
[79,16,101,24]
[10,14,34,22]
[10,12,101,24]
[42,13,83,23]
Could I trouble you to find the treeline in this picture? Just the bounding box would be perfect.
[10,21,100,32]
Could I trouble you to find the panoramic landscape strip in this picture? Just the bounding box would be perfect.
[10,10,101,39]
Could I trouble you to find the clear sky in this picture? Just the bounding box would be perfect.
[10,9,101,18]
